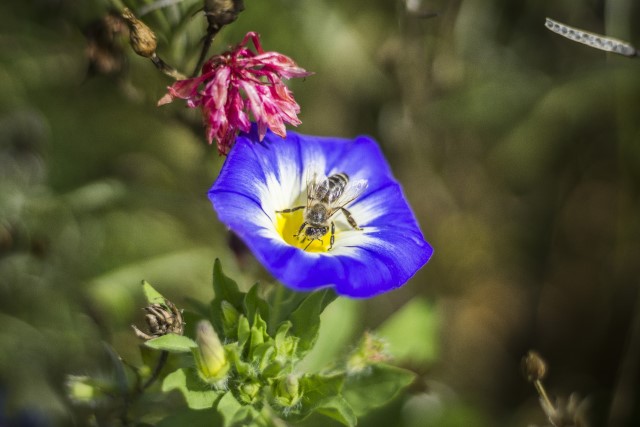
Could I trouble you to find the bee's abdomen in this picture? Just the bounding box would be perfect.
[325,173,349,202]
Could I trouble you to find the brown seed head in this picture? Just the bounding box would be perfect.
[121,8,157,58]
[132,298,184,340]
[522,350,547,382]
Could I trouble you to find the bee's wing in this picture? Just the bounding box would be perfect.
[305,163,327,207]
[335,179,368,208]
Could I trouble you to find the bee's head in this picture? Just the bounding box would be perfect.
[305,226,327,239]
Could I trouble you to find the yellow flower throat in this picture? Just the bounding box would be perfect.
[275,210,332,253]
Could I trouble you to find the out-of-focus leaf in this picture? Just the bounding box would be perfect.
[289,289,337,358]
[376,298,439,364]
[145,334,197,353]
[162,368,222,410]
[343,364,416,416]
[298,298,359,373]
[156,408,221,427]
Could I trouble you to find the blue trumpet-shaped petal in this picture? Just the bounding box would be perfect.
[209,128,433,298]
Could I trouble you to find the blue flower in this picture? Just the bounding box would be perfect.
[209,128,433,298]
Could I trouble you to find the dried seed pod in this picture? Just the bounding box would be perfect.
[121,8,157,58]
[522,350,547,382]
[132,298,184,340]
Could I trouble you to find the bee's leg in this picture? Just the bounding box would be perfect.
[294,222,307,239]
[340,208,362,230]
[329,221,335,251]
[276,206,305,214]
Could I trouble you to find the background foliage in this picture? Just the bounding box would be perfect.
[2,0,640,425]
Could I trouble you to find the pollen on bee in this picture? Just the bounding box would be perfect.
[275,210,332,253]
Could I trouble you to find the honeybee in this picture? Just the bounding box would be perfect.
[277,171,367,251]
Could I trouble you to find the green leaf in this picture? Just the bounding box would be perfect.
[212,259,244,309]
[315,395,357,427]
[217,392,242,426]
[283,373,355,426]
[244,284,270,327]
[342,364,416,416]
[217,391,257,427]
[211,259,245,335]
[162,368,223,410]
[267,286,307,334]
[375,298,440,364]
[145,334,197,353]
[289,289,337,357]
[142,280,166,305]
[298,298,359,373]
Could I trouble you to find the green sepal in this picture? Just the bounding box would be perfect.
[144,333,197,353]
[237,315,251,351]
[161,368,223,410]
[274,321,298,360]
[342,364,416,416]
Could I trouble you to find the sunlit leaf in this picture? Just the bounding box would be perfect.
[376,298,439,364]
[145,333,197,353]
[342,364,416,416]
[162,368,223,410]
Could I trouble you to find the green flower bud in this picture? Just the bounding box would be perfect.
[65,375,112,406]
[347,331,389,374]
[193,320,230,385]
[221,300,240,335]
[273,374,301,408]
[238,381,261,404]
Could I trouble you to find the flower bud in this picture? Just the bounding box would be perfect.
[65,375,112,406]
[121,8,157,58]
[193,320,230,385]
[238,381,261,404]
[272,375,301,407]
[221,300,239,335]
[347,332,389,374]
[522,350,547,382]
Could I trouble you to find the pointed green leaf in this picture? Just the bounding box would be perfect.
[162,368,222,410]
[244,284,270,327]
[212,259,244,308]
[290,289,337,357]
[342,364,416,416]
[376,298,440,364]
[142,280,166,305]
[267,286,307,334]
[211,259,245,336]
[145,334,197,353]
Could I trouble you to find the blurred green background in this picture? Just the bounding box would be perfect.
[2,0,640,425]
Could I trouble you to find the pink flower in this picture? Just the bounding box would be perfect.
[158,32,312,155]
